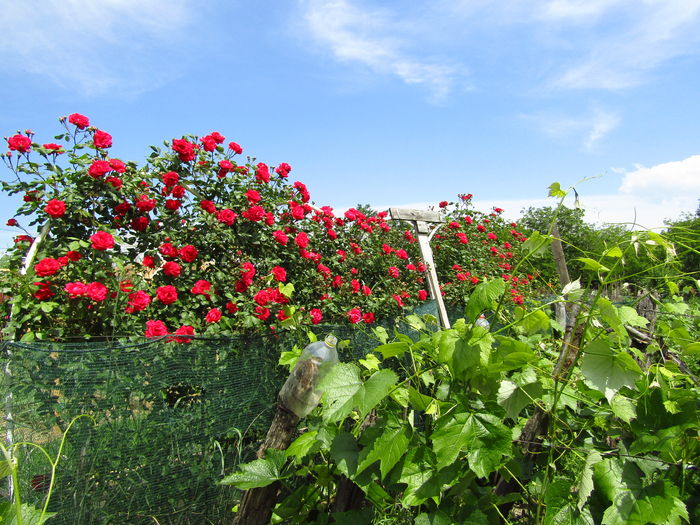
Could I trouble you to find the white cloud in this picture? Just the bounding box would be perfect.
[620,155,700,193]
[0,0,195,96]
[301,0,462,102]
[523,105,620,150]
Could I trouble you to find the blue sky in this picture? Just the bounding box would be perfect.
[2,0,700,250]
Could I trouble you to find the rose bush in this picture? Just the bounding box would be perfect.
[2,116,532,341]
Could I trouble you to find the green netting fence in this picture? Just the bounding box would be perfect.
[0,314,443,525]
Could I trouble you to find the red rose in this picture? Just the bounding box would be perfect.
[142,255,156,268]
[205,308,222,323]
[200,135,217,152]
[309,308,322,324]
[105,176,122,189]
[200,200,216,214]
[347,308,362,324]
[88,160,112,178]
[190,280,211,296]
[135,195,156,212]
[126,290,151,313]
[93,130,112,149]
[44,199,66,218]
[7,135,31,153]
[65,282,87,298]
[172,138,197,162]
[156,285,178,305]
[362,312,375,324]
[163,261,181,277]
[179,245,198,263]
[418,290,428,301]
[171,185,186,198]
[33,282,55,301]
[242,205,266,222]
[162,171,179,186]
[225,301,238,314]
[159,242,178,258]
[86,282,108,302]
[35,258,61,276]
[91,231,114,251]
[145,320,169,338]
[43,143,64,153]
[255,163,270,183]
[276,162,291,178]
[255,306,270,321]
[6,218,18,226]
[273,230,288,245]
[217,209,237,225]
[131,216,149,231]
[165,199,181,211]
[168,325,194,344]
[387,266,399,278]
[295,232,309,249]
[66,250,82,261]
[271,266,286,282]
[109,158,126,173]
[228,142,243,154]
[439,200,449,208]
[68,113,89,128]
[245,189,261,204]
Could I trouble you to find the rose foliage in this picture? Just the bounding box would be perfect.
[2,117,532,341]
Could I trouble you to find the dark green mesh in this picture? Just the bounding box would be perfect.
[0,323,429,525]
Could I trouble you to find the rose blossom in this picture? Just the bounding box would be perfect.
[362,312,375,324]
[272,230,288,245]
[242,205,265,222]
[245,189,261,204]
[347,308,362,324]
[145,320,169,338]
[179,245,198,263]
[228,142,243,154]
[65,282,87,298]
[162,261,181,277]
[217,208,237,225]
[271,266,287,282]
[172,138,197,162]
[33,282,55,301]
[165,199,181,211]
[105,176,122,189]
[276,162,291,178]
[190,280,211,296]
[255,163,270,183]
[205,308,222,323]
[43,143,64,153]
[66,250,81,261]
[142,255,156,268]
[131,216,149,231]
[68,113,89,128]
[93,130,112,149]
[109,158,126,173]
[44,199,66,218]
[200,200,216,214]
[86,282,108,302]
[387,266,399,278]
[295,232,309,249]
[309,308,322,324]
[156,285,178,305]
[6,218,18,226]
[88,160,112,178]
[159,242,178,258]
[126,290,151,313]
[35,258,61,276]
[90,231,114,251]
[7,135,31,153]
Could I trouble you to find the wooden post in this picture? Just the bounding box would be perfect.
[233,403,300,525]
[388,208,450,328]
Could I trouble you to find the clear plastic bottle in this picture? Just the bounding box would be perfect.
[279,335,339,418]
[475,314,490,330]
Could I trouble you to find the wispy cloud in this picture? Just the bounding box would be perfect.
[0,0,196,96]
[522,105,620,150]
[301,0,463,102]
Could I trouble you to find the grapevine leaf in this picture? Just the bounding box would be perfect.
[286,431,318,461]
[319,363,363,422]
[497,374,543,420]
[581,339,641,402]
[356,416,411,480]
[219,449,287,489]
[354,369,397,420]
[578,450,602,510]
[465,278,506,321]
[330,431,359,477]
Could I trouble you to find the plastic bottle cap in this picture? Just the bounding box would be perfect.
[324,334,338,348]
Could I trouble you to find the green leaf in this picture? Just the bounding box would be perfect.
[617,306,648,328]
[581,339,642,402]
[497,368,543,420]
[219,449,287,489]
[319,363,363,422]
[602,246,623,258]
[465,278,506,321]
[431,411,511,476]
[286,431,318,461]
[415,510,453,525]
[375,341,409,359]
[405,314,426,331]
[0,459,12,478]
[578,450,602,510]
[356,415,410,480]
[358,353,381,371]
[576,258,610,273]
[354,369,398,419]
[408,386,434,412]
[0,501,57,525]
[330,431,359,477]
[548,182,567,198]
[610,394,637,423]
[522,230,554,257]
[601,477,688,525]
[278,345,303,372]
[372,326,389,344]
[514,307,551,334]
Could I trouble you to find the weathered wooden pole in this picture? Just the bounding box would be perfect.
[388,208,450,328]
[233,335,338,525]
